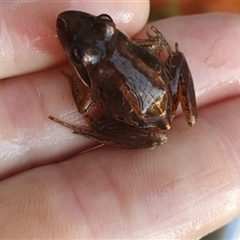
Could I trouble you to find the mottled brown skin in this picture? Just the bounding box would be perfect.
[49,11,198,149]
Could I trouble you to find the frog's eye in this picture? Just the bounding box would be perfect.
[57,17,68,30]
[97,14,113,22]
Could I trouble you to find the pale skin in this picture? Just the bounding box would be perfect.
[1,1,240,239]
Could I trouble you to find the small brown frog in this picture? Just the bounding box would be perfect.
[49,11,198,149]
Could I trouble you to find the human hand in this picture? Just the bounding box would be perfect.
[1,1,240,239]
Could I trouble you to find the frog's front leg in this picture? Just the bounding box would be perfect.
[166,44,198,127]
[61,67,93,114]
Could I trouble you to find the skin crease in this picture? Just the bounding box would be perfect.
[0,1,240,239]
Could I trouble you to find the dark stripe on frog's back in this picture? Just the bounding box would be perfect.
[88,58,147,126]
[112,30,167,85]
[108,31,168,113]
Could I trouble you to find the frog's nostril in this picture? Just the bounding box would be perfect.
[57,18,68,30]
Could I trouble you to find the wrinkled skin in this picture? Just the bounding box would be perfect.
[50,11,197,149]
[1,2,240,239]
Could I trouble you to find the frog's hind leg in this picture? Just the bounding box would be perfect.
[167,44,198,127]
[60,68,93,114]
[49,116,96,138]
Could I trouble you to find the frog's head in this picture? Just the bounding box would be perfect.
[57,11,115,57]
[57,11,116,87]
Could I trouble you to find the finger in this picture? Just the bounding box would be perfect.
[0,1,149,177]
[0,1,149,79]
[0,64,95,179]
[1,13,240,178]
[136,13,240,109]
[0,96,240,239]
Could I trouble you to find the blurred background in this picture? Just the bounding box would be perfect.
[149,0,240,21]
[148,1,240,239]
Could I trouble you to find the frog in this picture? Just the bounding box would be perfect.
[49,11,198,149]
